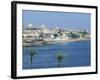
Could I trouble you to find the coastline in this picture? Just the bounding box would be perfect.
[23,38,90,47]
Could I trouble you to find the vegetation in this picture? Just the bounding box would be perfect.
[57,30,63,36]
[56,53,64,67]
[79,30,88,37]
[68,32,79,38]
[53,34,58,38]
[29,48,37,68]
[39,34,44,39]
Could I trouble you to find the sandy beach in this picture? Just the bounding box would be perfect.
[23,38,90,47]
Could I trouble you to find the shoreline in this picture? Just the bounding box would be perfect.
[23,38,90,47]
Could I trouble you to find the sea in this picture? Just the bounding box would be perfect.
[23,40,91,69]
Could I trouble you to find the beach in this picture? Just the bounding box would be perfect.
[23,38,90,47]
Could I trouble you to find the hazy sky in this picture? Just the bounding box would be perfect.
[22,10,91,31]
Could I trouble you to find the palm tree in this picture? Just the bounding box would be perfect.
[56,53,64,67]
[29,48,36,68]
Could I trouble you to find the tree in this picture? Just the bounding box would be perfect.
[56,53,64,67]
[29,48,36,68]
[39,34,44,40]
[57,30,62,36]
[53,34,58,38]
[79,30,88,37]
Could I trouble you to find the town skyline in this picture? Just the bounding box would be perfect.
[22,10,91,31]
[23,24,90,32]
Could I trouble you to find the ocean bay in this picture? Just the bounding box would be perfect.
[23,40,91,69]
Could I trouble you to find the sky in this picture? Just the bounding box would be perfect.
[22,10,91,31]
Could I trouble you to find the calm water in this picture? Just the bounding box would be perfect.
[23,40,91,69]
